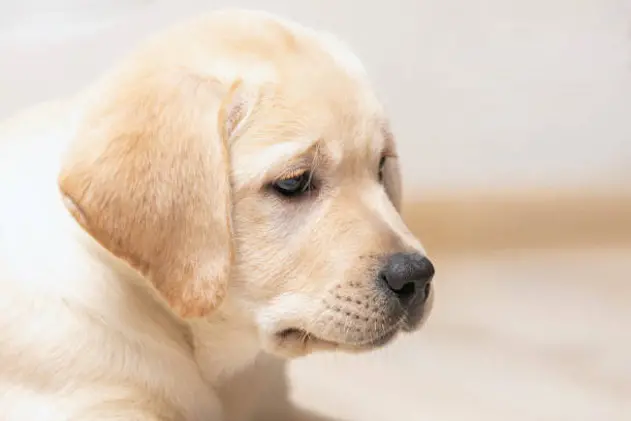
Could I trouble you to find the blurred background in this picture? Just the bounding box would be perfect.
[1,1,630,420]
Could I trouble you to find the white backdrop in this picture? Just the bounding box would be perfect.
[1,0,630,195]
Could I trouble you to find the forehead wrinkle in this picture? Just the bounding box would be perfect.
[232,138,320,187]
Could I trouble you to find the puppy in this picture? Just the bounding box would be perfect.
[0,9,435,421]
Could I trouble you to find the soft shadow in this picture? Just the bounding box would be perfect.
[251,355,349,421]
[257,403,347,421]
[285,406,348,421]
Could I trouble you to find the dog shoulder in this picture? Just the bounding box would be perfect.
[0,100,218,421]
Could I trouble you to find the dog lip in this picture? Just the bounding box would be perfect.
[274,327,339,350]
[275,327,328,344]
[275,324,401,350]
[276,327,309,339]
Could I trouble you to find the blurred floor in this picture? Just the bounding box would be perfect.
[287,247,631,421]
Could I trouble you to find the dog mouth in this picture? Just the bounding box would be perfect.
[267,295,432,358]
[275,328,337,348]
[275,322,403,352]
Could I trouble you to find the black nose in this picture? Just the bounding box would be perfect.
[378,252,434,303]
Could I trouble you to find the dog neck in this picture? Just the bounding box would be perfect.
[189,306,263,386]
[70,210,263,387]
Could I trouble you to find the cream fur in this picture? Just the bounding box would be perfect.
[0,9,432,421]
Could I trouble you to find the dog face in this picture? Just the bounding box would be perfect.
[228,78,435,357]
[59,10,434,358]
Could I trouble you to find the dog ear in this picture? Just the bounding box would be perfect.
[59,69,251,318]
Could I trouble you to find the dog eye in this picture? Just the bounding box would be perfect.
[378,156,387,182]
[272,171,313,198]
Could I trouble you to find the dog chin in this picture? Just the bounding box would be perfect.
[265,303,435,358]
[257,292,434,359]
[264,325,403,359]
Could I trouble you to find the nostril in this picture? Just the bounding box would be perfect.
[379,270,416,300]
[396,281,416,299]
[422,281,431,299]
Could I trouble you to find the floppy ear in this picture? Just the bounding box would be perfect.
[59,69,251,318]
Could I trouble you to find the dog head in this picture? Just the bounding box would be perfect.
[59,10,434,357]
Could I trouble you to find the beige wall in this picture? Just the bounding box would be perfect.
[1,0,630,196]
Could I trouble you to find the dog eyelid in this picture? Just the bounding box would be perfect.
[378,157,386,182]
[270,169,315,198]
[275,167,309,182]
[378,152,397,182]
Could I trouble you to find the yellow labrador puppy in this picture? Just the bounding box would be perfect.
[0,9,434,421]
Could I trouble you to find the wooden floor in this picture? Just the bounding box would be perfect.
[287,247,631,421]
[402,192,631,255]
